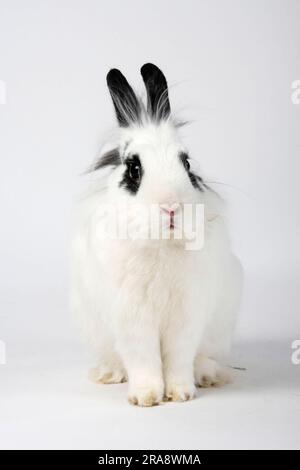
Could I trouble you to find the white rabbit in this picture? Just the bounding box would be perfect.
[71,63,242,406]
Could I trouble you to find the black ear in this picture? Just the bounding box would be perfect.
[140,63,171,121]
[106,69,141,127]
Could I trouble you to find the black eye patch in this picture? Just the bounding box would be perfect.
[179,152,204,191]
[119,154,143,194]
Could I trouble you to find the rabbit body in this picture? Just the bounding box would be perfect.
[71,64,242,406]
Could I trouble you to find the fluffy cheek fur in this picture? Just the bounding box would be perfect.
[105,155,204,248]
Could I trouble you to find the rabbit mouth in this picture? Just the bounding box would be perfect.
[169,212,175,230]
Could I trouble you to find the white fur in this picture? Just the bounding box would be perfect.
[71,120,242,406]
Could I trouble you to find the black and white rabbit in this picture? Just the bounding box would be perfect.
[71,64,242,406]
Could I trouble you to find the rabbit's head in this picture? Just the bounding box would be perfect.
[95,64,209,246]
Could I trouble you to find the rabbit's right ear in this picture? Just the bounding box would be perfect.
[106,69,142,127]
[140,63,171,121]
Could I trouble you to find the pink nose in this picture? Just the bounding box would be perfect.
[159,203,180,215]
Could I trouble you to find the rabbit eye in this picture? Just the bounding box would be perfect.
[119,154,143,194]
[183,158,190,171]
[179,151,204,191]
[180,152,191,172]
[128,161,141,182]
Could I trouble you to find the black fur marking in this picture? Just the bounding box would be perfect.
[179,152,204,191]
[107,69,142,127]
[92,148,121,171]
[119,154,143,195]
[140,63,171,120]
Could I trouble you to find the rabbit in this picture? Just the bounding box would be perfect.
[71,63,243,406]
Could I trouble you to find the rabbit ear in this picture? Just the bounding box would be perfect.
[140,63,171,121]
[106,69,142,127]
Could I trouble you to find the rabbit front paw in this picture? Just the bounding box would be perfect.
[165,381,196,402]
[128,378,164,407]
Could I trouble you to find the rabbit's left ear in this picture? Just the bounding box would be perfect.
[141,63,171,121]
[107,68,142,127]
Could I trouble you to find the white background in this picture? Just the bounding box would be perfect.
[0,0,299,450]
